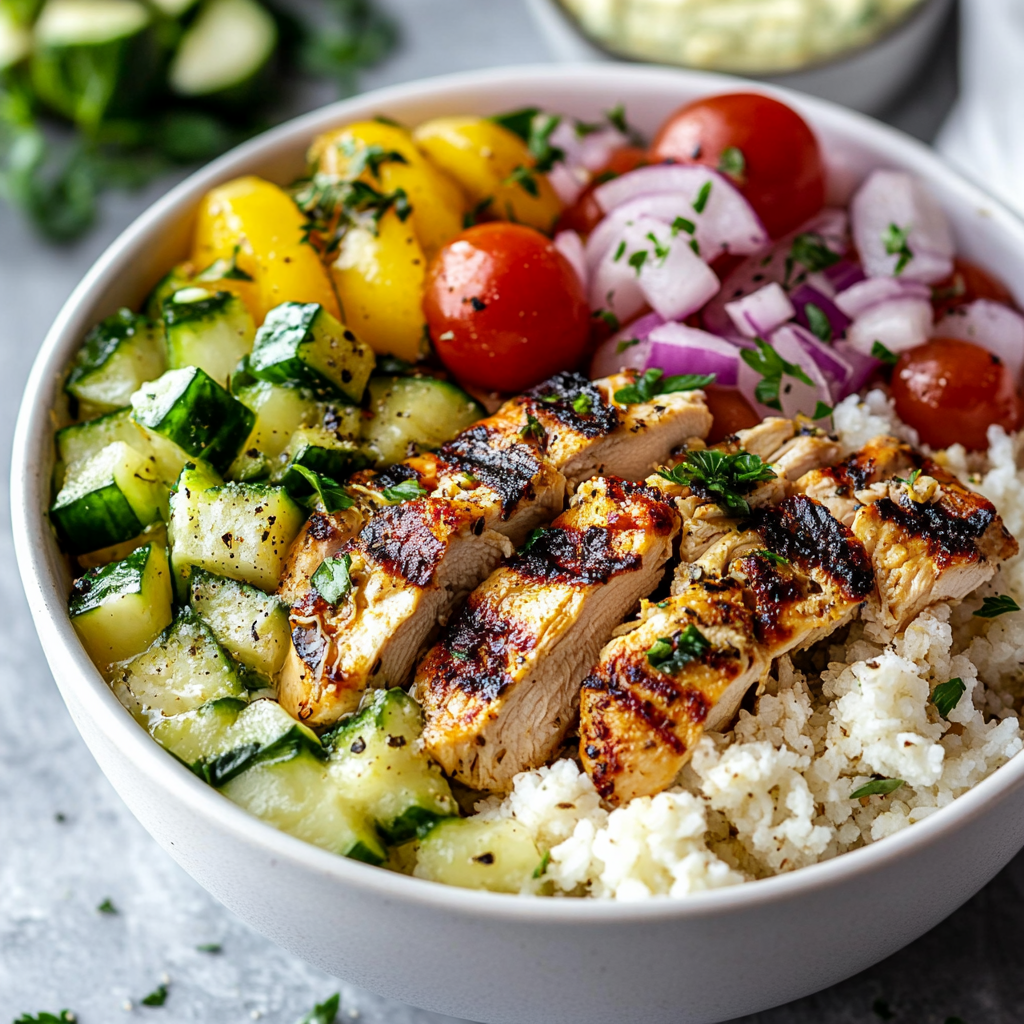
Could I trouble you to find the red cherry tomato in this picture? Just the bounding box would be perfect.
[555,146,649,237]
[650,93,826,239]
[932,258,1016,318]
[891,338,1023,451]
[424,223,590,393]
[704,386,760,445]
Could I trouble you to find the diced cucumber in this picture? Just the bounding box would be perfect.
[113,607,245,725]
[69,542,173,667]
[249,302,373,402]
[222,749,386,864]
[64,308,166,416]
[362,376,484,466]
[274,428,369,494]
[131,366,255,473]
[189,569,290,680]
[163,287,255,387]
[324,689,456,844]
[413,818,542,893]
[144,262,194,320]
[168,475,304,593]
[168,0,277,101]
[153,697,321,786]
[227,381,323,481]
[50,440,164,555]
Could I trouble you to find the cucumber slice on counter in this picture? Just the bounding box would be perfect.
[65,308,166,416]
[131,366,255,473]
[189,569,290,681]
[164,287,255,387]
[113,607,245,725]
[144,263,194,320]
[69,542,173,667]
[248,302,374,402]
[323,688,456,845]
[362,376,484,466]
[168,0,276,101]
[50,440,165,555]
[275,428,369,496]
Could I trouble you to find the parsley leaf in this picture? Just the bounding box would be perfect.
[297,993,341,1024]
[893,468,922,488]
[504,165,539,197]
[519,413,546,441]
[292,175,412,254]
[613,240,626,261]
[593,309,620,331]
[311,553,353,606]
[871,340,899,366]
[739,337,813,411]
[338,139,408,181]
[13,1013,76,1023]
[605,104,644,145]
[141,983,168,1007]
[975,595,1020,618]
[717,146,746,183]
[490,108,538,141]
[522,527,547,552]
[526,113,564,172]
[194,243,253,283]
[790,232,840,273]
[692,180,712,214]
[462,196,494,228]
[289,465,354,513]
[658,448,776,516]
[754,549,789,566]
[883,223,914,275]
[812,401,834,421]
[532,850,551,879]
[613,368,716,404]
[850,777,904,799]
[616,337,640,354]
[803,302,833,342]
[646,625,711,675]
[573,393,593,414]
[97,898,116,914]
[932,677,966,719]
[195,943,222,953]
[627,249,648,275]
[381,479,427,503]
[671,215,696,236]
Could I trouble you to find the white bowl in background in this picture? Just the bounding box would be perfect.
[525,0,955,114]
[12,64,1024,1024]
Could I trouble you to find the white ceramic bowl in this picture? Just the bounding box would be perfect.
[12,65,1024,1024]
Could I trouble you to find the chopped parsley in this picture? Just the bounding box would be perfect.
[931,677,966,719]
[658,448,777,516]
[790,232,841,273]
[532,850,552,879]
[140,983,168,1007]
[194,243,253,283]
[613,240,626,262]
[803,302,833,343]
[491,107,539,141]
[812,401,834,422]
[671,215,696,236]
[289,465,354,513]
[593,309,620,332]
[338,139,408,181]
[627,249,648,275]
[692,180,712,214]
[871,340,899,366]
[463,196,493,228]
[616,337,641,354]
[297,993,341,1024]
[573,393,593,414]
[883,223,914,275]
[97,898,117,914]
[893,468,922,489]
[605,103,644,144]
[505,165,539,197]
[613,368,716,404]
[739,337,813,411]
[526,113,564,172]
[311,553,353,606]
[754,549,789,566]
[522,527,547,552]
[195,943,222,954]
[717,146,746,183]
[14,1014,76,1023]
[381,479,427,503]
[975,595,1020,618]
[646,625,711,675]
[519,413,546,441]
[646,231,670,263]
[850,777,904,799]
[292,175,412,254]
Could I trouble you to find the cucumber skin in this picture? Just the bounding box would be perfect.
[51,480,143,555]
[278,439,369,496]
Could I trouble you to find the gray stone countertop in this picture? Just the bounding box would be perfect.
[5,2,1020,1022]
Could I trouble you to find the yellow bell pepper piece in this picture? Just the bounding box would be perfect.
[308,120,465,260]
[412,116,562,233]
[191,176,341,325]
[330,209,427,362]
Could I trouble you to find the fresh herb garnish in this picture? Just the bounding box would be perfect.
[871,340,899,366]
[812,401,834,422]
[615,337,641,354]
[646,231,670,263]
[613,368,716,404]
[311,553,353,606]
[850,777,904,799]
[790,232,841,273]
[194,243,253,283]
[627,249,648,275]
[755,549,789,566]
[381,479,427,503]
[932,677,966,719]
[804,302,833,342]
[671,216,696,236]
[519,413,546,441]
[491,107,540,141]
[883,223,914,275]
[717,146,746,183]
[504,165,539,197]
[462,196,494,228]
[975,595,1020,618]
[290,465,354,513]
[646,625,711,675]
[14,1014,76,1023]
[97,898,117,914]
[605,104,644,145]
[692,180,712,214]
[893,468,922,489]
[657,448,777,516]
[526,113,564,172]
[573,393,593,414]
[594,309,620,332]
[522,528,547,552]
[141,983,168,1007]
[338,139,408,180]
[195,943,222,954]
[613,240,627,262]
[532,850,552,879]
[739,337,813,411]
[292,175,412,254]
[297,993,341,1024]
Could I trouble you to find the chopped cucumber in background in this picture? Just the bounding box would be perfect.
[0,0,399,239]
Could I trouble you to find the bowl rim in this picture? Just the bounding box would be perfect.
[13,61,1024,925]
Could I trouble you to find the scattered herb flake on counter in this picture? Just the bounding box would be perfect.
[312,553,353,605]
[740,337,813,411]
[872,340,900,366]
[14,1013,76,1023]
[646,625,710,675]
[657,449,776,516]
[850,778,905,799]
[297,993,341,1024]
[382,479,427,502]
[613,368,715,404]
[883,223,914,275]
[291,466,354,513]
[932,678,966,719]
[975,595,1020,617]
[196,943,222,953]
[141,983,168,1007]
[97,897,117,914]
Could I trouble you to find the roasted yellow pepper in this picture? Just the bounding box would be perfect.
[191,176,341,325]
[412,116,562,233]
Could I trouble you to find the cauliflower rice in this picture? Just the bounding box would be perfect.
[451,391,1024,899]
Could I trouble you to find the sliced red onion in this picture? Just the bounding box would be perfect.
[589,312,665,378]
[845,298,934,356]
[585,194,698,272]
[632,217,720,321]
[554,229,587,289]
[773,324,852,394]
[851,169,954,284]
[833,341,881,395]
[737,332,833,423]
[548,119,629,174]
[645,322,740,386]
[588,223,648,324]
[834,277,931,318]
[726,283,795,338]
[822,259,866,293]
[790,284,851,339]
[935,300,1024,379]
[593,165,768,258]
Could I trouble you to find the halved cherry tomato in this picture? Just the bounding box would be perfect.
[650,93,825,239]
[424,222,590,393]
[555,146,649,237]
[704,386,760,445]
[932,258,1016,318]
[891,338,1023,451]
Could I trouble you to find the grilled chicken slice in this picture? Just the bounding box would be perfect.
[580,579,767,804]
[415,477,679,792]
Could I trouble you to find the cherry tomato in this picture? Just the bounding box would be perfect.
[555,146,649,237]
[650,93,826,239]
[932,258,1016,318]
[704,386,760,445]
[424,222,590,393]
[891,338,1023,451]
